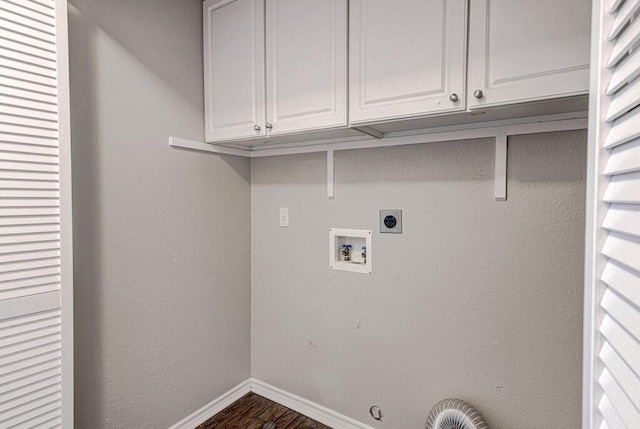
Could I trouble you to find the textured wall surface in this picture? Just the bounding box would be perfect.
[251,131,586,429]
[68,0,251,426]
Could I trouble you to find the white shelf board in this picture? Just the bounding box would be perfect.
[170,112,588,200]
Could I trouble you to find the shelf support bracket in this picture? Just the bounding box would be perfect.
[327,146,335,199]
[494,128,507,201]
[353,126,383,139]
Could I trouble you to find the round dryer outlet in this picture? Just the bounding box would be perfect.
[380,210,402,234]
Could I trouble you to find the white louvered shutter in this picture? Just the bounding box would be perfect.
[585,0,640,428]
[0,0,73,427]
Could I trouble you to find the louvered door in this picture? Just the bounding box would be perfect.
[585,0,640,427]
[0,0,73,427]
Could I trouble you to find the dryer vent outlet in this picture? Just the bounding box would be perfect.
[425,398,489,429]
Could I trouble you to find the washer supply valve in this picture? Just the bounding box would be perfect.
[361,246,366,264]
[341,244,352,261]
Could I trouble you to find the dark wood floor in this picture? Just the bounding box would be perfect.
[197,392,332,429]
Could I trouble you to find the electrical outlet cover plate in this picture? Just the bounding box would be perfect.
[380,210,402,234]
[279,208,289,227]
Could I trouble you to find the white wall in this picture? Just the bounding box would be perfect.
[68,0,251,426]
[65,2,586,426]
[251,131,586,428]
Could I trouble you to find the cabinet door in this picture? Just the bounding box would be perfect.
[467,0,591,109]
[349,0,467,124]
[265,0,347,135]
[204,0,265,142]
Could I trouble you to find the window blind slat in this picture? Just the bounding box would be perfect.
[0,125,58,141]
[0,241,59,256]
[0,216,59,227]
[609,0,625,14]
[602,204,640,238]
[25,0,54,11]
[606,47,640,95]
[0,34,54,61]
[0,394,61,428]
[599,394,626,429]
[601,260,640,308]
[0,381,60,415]
[600,315,640,383]
[0,257,60,274]
[0,5,54,32]
[609,0,640,40]
[0,46,56,72]
[598,368,640,427]
[601,231,640,272]
[0,190,59,200]
[0,67,57,89]
[0,38,56,63]
[0,76,58,97]
[0,264,60,283]
[0,207,59,217]
[0,105,58,123]
[0,142,59,157]
[607,10,640,67]
[2,0,55,19]
[0,18,57,45]
[605,75,640,122]
[0,120,58,138]
[0,336,61,366]
[0,171,58,181]
[0,95,58,115]
[0,283,59,301]
[604,138,640,175]
[0,160,59,173]
[0,249,59,264]
[603,170,640,203]
[0,276,60,300]
[600,288,640,342]
[0,135,59,148]
[0,368,60,405]
[11,408,61,429]
[0,54,57,79]
[604,107,640,149]
[599,342,640,414]
[0,357,60,390]
[0,85,58,107]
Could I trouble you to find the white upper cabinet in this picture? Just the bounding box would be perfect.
[467,0,591,109]
[204,0,265,141]
[202,0,592,146]
[348,0,468,124]
[204,0,347,142]
[265,0,347,135]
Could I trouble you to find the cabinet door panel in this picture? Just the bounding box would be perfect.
[349,0,467,124]
[468,0,591,109]
[204,0,265,141]
[265,0,347,135]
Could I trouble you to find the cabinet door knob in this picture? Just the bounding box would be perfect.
[265,123,273,130]
[449,93,459,102]
[254,125,261,131]
[473,89,484,99]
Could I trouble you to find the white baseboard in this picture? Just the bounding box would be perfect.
[247,378,375,429]
[169,379,251,429]
[169,377,374,429]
